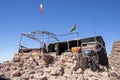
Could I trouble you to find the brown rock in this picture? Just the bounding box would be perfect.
[110,77,118,80]
[101,72,109,77]
[0,72,4,77]
[0,63,3,68]
[70,74,78,80]
[56,66,64,75]
[34,72,43,79]
[28,70,35,74]
[29,79,35,80]
[11,77,22,80]
[109,71,118,77]
[31,52,40,56]
[84,69,94,77]
[11,69,22,77]
[64,68,72,78]
[39,76,47,80]
[11,65,17,70]
[49,76,57,80]
[77,74,84,80]
[50,68,57,76]
[75,68,83,74]
[22,55,29,59]
[71,62,80,71]
[22,72,29,80]
[64,62,73,68]
[18,52,24,56]
[29,74,34,79]
[33,56,40,60]
[4,66,10,72]
[50,66,64,76]
[44,68,51,73]
[117,76,120,80]
[13,56,20,62]
[34,75,47,80]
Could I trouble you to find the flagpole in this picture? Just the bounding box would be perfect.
[40,1,45,59]
[68,24,79,47]
[77,32,79,47]
[93,17,97,43]
[18,34,23,52]
[76,24,79,47]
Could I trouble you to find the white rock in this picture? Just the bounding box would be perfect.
[71,63,80,71]
[64,68,72,78]
[49,76,57,80]
[44,68,51,73]
[35,75,47,80]
[34,72,43,78]
[22,72,29,80]
[75,68,83,74]
[50,66,64,76]
[101,71,109,77]
[64,62,73,68]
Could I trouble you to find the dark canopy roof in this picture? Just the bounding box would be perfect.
[81,36,105,47]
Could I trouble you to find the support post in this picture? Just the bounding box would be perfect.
[18,34,22,53]
[55,43,59,56]
[77,32,79,47]
[42,32,45,59]
[67,41,70,51]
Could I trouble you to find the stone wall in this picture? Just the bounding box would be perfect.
[109,40,120,74]
[0,51,120,80]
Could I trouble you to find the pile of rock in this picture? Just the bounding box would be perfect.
[0,50,120,80]
[109,40,120,75]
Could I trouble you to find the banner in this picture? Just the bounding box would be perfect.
[69,24,76,33]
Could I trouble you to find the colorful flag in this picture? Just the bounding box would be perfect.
[69,24,77,33]
[40,2,43,14]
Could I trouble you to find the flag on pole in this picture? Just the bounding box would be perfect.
[40,2,43,14]
[69,24,77,33]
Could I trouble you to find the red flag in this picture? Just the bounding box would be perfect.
[40,2,43,14]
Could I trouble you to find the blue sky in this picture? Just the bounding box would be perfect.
[0,0,120,62]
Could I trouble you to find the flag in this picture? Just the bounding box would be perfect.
[69,24,77,33]
[40,2,43,14]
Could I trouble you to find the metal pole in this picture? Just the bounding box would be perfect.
[42,32,44,59]
[93,17,97,43]
[18,34,22,52]
[67,40,70,51]
[77,32,79,47]
[56,42,59,56]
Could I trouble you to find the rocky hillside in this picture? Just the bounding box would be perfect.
[0,50,120,80]
[109,40,120,75]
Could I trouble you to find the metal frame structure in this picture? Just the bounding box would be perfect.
[19,30,79,50]
[19,30,59,50]
[18,30,79,59]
